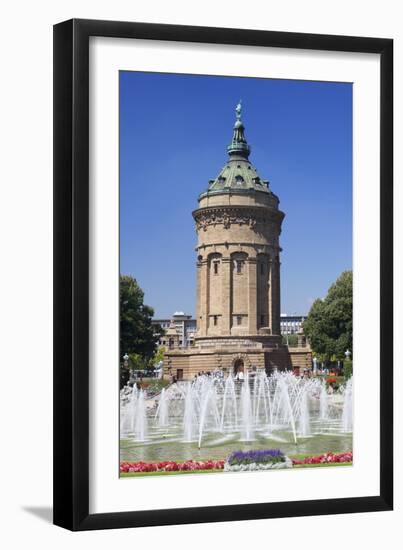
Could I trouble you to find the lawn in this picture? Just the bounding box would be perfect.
[292,462,351,469]
[121,469,224,477]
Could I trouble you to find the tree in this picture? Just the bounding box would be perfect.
[303,271,352,360]
[281,334,298,347]
[129,352,146,371]
[152,346,166,366]
[120,353,147,389]
[344,360,353,379]
[120,275,163,385]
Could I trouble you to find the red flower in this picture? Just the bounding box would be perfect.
[120,459,225,473]
[291,452,353,466]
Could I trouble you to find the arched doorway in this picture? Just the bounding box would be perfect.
[233,358,244,376]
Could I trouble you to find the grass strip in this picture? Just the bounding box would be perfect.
[120,469,224,477]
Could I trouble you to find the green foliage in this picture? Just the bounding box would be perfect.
[120,275,162,358]
[120,363,130,389]
[153,346,166,365]
[119,275,163,387]
[128,352,146,370]
[344,360,353,379]
[282,334,298,347]
[303,271,352,360]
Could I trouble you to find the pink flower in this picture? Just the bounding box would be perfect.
[291,452,353,466]
[120,459,226,473]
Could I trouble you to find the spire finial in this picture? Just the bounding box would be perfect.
[227,101,250,158]
[235,99,242,121]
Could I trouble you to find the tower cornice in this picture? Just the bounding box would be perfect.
[192,204,285,232]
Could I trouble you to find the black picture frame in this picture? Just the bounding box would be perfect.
[53,18,393,531]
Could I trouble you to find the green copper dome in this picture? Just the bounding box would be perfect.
[199,101,274,198]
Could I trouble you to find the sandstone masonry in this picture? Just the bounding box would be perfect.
[164,103,311,379]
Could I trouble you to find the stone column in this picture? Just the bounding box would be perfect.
[267,258,272,333]
[247,255,258,334]
[198,258,209,336]
[270,255,281,335]
[221,257,232,335]
[196,258,202,333]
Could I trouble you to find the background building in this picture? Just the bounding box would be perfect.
[155,312,306,346]
[152,312,196,348]
[280,314,306,335]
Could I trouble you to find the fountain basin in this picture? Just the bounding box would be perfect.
[120,372,353,465]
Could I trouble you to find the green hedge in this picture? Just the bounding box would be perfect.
[344,360,353,379]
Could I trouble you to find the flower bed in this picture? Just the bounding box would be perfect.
[120,459,224,474]
[292,452,353,465]
[120,451,353,475]
[224,449,293,472]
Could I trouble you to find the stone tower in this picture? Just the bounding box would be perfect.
[164,103,311,379]
[193,101,284,344]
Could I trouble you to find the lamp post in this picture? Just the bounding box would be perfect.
[344,349,352,378]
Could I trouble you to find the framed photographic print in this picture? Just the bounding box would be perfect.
[53,19,393,530]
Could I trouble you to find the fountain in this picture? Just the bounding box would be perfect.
[240,375,254,441]
[134,389,148,441]
[272,376,297,444]
[120,384,138,435]
[319,381,329,420]
[342,377,353,432]
[120,371,353,455]
[183,384,196,441]
[298,386,311,437]
[253,373,272,427]
[197,379,221,448]
[155,388,169,427]
[220,374,238,431]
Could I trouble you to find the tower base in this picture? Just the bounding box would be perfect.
[164,337,312,380]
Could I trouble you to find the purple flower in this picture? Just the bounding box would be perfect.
[227,448,285,466]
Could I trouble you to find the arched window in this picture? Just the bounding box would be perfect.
[232,252,247,274]
[208,253,222,275]
[257,253,268,276]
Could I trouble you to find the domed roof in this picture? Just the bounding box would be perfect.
[206,157,270,194]
[199,101,276,199]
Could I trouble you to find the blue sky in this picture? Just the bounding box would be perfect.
[120,71,352,318]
